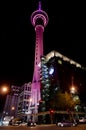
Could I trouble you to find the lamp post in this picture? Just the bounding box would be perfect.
[29,98,35,122]
[11,106,15,118]
[0,85,9,94]
[70,86,76,94]
[0,85,10,122]
[50,109,54,124]
[27,98,32,121]
[29,98,32,112]
[70,85,81,112]
[11,106,15,111]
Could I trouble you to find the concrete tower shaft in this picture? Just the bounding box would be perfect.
[30,2,49,114]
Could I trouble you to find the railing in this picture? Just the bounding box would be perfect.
[18,110,86,116]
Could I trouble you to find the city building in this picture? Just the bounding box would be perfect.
[3,82,31,121]
[40,50,86,110]
[17,82,31,120]
[38,50,86,123]
[45,50,86,93]
[3,85,21,118]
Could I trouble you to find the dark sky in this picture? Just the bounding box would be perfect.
[0,0,85,87]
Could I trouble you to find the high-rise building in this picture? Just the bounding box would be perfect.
[38,50,86,123]
[3,82,31,121]
[3,85,21,118]
[17,82,31,119]
[45,50,86,93]
[40,50,86,109]
[30,2,49,114]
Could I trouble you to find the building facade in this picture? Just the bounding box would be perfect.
[40,50,86,110]
[17,82,31,119]
[3,85,21,118]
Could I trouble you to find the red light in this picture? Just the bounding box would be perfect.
[50,109,54,114]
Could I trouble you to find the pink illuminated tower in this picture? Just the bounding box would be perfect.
[30,2,49,114]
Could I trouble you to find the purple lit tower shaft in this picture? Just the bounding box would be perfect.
[31,2,48,114]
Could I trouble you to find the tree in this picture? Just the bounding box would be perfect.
[49,90,80,111]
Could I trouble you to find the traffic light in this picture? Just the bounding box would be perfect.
[49,109,54,124]
[50,109,54,115]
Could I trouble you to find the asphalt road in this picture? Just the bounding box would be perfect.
[0,124,86,130]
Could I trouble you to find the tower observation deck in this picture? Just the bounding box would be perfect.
[30,2,49,114]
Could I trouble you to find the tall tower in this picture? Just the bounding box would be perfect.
[30,2,49,114]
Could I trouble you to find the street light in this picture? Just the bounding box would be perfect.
[28,98,36,122]
[28,98,33,112]
[11,106,15,117]
[0,85,10,122]
[70,86,77,94]
[1,87,8,93]
[26,98,33,121]
[50,109,54,124]
[29,98,32,103]
[11,106,15,111]
[0,85,10,95]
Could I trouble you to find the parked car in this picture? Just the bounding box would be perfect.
[79,117,86,124]
[56,120,77,127]
[27,121,36,127]
[0,121,3,126]
[13,120,22,126]
[19,122,27,126]
[2,120,9,126]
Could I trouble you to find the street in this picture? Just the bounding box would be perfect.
[0,124,86,130]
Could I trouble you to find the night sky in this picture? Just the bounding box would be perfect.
[0,0,86,111]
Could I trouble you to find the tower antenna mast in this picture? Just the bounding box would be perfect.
[38,1,41,10]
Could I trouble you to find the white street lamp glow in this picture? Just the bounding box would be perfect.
[2,87,8,92]
[70,86,76,94]
[1,86,8,94]
[29,98,32,102]
[11,106,15,110]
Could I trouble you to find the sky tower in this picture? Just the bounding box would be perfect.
[30,2,49,114]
